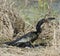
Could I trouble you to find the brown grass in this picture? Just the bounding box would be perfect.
[0,0,60,56]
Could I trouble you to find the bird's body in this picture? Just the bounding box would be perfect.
[5,31,38,47]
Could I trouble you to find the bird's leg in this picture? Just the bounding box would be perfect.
[25,42,34,48]
[28,41,34,48]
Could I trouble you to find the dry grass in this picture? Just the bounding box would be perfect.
[0,45,60,56]
[0,0,60,56]
[0,0,25,43]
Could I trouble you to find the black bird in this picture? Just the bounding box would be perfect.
[4,17,55,47]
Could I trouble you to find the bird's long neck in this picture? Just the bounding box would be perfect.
[36,19,45,28]
[36,19,45,33]
[36,17,55,33]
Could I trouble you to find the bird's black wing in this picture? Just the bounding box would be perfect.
[4,31,38,46]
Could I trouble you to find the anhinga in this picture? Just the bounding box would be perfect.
[4,17,55,47]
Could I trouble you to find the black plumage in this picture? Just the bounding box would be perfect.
[36,19,46,33]
[5,31,38,47]
[4,17,55,47]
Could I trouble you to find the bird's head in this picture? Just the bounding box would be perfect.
[47,17,55,20]
[45,17,55,22]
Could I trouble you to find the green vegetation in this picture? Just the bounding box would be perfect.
[19,0,58,26]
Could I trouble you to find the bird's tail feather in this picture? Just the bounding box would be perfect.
[4,41,16,46]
